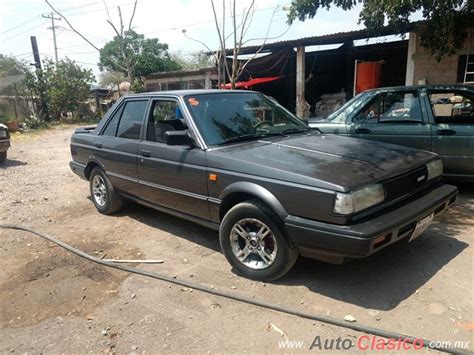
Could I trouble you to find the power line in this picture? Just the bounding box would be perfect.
[2,21,46,42]
[0,15,42,35]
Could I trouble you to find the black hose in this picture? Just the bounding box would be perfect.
[1,224,469,354]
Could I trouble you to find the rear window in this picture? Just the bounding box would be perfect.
[429,91,474,124]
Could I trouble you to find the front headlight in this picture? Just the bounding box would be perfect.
[334,183,385,215]
[426,159,443,180]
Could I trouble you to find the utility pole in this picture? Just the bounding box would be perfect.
[42,12,61,63]
[30,36,50,122]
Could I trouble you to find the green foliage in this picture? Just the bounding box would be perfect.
[287,0,474,58]
[171,51,215,70]
[98,30,181,89]
[26,58,95,121]
[0,54,29,95]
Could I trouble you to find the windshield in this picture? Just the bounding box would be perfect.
[184,92,309,145]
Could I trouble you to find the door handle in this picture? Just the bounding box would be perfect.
[94,142,103,148]
[436,129,456,136]
[355,128,371,134]
[140,150,151,157]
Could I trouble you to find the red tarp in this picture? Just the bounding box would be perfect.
[220,76,282,89]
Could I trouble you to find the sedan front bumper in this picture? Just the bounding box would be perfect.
[285,184,458,263]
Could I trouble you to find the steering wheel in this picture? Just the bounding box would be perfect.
[253,120,273,130]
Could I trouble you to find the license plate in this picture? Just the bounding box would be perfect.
[409,213,434,242]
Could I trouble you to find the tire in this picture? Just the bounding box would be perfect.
[89,167,123,214]
[0,151,6,163]
[219,200,298,281]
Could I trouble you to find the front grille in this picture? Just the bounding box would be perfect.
[383,165,430,203]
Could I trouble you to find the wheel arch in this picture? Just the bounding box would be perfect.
[84,158,105,180]
[218,182,288,222]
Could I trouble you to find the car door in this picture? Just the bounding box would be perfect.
[93,98,149,196]
[137,97,210,220]
[427,88,474,178]
[347,89,432,151]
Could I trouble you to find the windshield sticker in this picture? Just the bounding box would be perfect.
[188,97,199,106]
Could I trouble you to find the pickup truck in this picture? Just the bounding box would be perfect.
[0,123,10,163]
[308,85,474,181]
[70,90,458,281]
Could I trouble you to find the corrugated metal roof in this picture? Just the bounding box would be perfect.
[231,24,416,54]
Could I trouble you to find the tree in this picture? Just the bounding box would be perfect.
[98,30,181,91]
[287,0,474,59]
[25,58,95,121]
[0,54,29,94]
[170,51,215,70]
[183,0,287,89]
[46,0,180,92]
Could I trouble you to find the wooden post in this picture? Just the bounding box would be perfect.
[296,46,305,118]
[405,32,416,86]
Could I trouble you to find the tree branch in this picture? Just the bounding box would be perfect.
[128,0,138,30]
[45,0,100,52]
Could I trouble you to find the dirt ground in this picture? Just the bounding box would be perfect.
[0,126,473,354]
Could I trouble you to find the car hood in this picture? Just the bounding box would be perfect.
[206,133,436,191]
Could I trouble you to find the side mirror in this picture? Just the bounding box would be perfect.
[165,130,194,146]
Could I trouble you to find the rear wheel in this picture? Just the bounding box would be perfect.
[89,167,123,214]
[219,200,298,281]
[0,151,6,163]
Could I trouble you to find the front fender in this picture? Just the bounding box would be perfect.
[219,181,288,219]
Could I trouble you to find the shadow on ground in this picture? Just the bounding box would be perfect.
[0,159,27,168]
[107,183,471,311]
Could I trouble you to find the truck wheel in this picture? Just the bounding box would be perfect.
[89,167,123,214]
[219,200,298,281]
[0,151,6,163]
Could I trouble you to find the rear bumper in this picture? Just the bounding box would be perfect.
[69,161,87,180]
[0,139,10,152]
[285,184,458,263]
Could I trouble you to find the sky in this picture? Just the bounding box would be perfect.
[0,0,374,81]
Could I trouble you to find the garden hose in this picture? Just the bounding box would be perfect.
[0,224,470,354]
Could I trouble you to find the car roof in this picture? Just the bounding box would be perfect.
[123,89,258,98]
[364,84,474,93]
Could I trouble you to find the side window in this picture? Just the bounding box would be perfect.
[429,91,474,124]
[102,106,123,136]
[146,100,187,143]
[354,92,422,123]
[116,100,148,140]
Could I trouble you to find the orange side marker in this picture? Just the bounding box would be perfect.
[209,173,217,181]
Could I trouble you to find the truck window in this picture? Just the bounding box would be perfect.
[429,91,474,124]
[353,91,422,123]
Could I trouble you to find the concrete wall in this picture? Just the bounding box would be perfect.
[410,29,474,85]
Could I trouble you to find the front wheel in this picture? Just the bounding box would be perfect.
[89,167,123,214]
[219,200,298,281]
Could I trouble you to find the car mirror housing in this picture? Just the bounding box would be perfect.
[165,130,194,146]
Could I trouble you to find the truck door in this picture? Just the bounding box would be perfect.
[428,89,474,179]
[348,90,432,151]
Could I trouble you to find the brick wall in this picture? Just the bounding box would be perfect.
[412,29,474,85]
